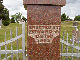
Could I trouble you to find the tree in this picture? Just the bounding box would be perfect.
[22,16,27,22]
[10,17,15,23]
[0,1,10,26]
[0,1,4,20]
[2,8,10,26]
[2,19,10,26]
[11,12,22,23]
[61,13,69,21]
[74,15,80,21]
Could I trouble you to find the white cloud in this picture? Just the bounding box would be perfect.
[2,0,80,19]
[3,0,27,18]
[62,0,80,19]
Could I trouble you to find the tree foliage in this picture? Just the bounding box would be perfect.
[0,1,10,26]
[2,19,10,26]
[0,2,4,20]
[74,15,80,21]
[11,12,22,23]
[2,8,10,26]
[11,12,27,23]
[61,13,70,21]
[22,16,27,22]
[10,17,15,23]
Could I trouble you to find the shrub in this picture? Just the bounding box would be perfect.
[2,19,10,26]
[11,17,15,23]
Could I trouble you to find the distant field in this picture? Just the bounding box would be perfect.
[0,21,80,59]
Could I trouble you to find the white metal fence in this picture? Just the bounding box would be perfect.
[1,22,80,60]
[60,32,80,60]
[0,22,26,60]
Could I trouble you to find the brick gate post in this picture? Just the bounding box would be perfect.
[23,0,66,60]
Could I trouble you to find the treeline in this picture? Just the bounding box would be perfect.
[61,13,80,21]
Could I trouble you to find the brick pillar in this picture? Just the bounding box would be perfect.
[23,0,66,60]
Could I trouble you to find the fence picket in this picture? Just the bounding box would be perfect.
[22,22,26,60]
[16,27,19,60]
[0,46,1,60]
[61,32,64,60]
[10,30,13,60]
[5,32,7,60]
[66,33,68,60]
[71,35,74,60]
[77,35,79,60]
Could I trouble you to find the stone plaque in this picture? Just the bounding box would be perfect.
[28,25,60,44]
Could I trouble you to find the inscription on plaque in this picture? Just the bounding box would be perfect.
[28,25,60,44]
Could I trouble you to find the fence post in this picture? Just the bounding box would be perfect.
[10,30,13,60]
[71,34,74,60]
[22,22,26,60]
[66,33,68,60]
[5,32,7,60]
[16,27,19,60]
[61,32,64,60]
[0,46,1,60]
[77,34,79,60]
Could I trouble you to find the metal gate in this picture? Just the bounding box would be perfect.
[0,22,26,60]
[60,32,80,60]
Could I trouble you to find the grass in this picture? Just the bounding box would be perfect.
[0,21,80,60]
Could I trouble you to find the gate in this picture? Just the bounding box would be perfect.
[0,22,26,60]
[60,32,80,60]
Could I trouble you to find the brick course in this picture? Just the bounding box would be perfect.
[23,0,66,6]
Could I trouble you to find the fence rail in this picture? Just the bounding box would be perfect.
[0,49,23,54]
[60,53,80,57]
[0,22,26,60]
[0,34,22,46]
[60,40,80,50]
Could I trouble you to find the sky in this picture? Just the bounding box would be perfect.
[3,0,80,19]
[61,0,80,19]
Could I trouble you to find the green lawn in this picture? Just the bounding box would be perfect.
[0,21,80,60]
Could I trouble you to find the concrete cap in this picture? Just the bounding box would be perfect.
[23,0,66,6]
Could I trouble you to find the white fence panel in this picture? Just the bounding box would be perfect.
[60,32,80,60]
[0,22,26,60]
